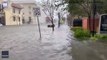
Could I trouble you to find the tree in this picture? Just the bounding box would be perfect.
[65,0,107,15]
[41,0,68,29]
[41,0,56,31]
[63,0,107,36]
[65,0,107,26]
[54,0,69,27]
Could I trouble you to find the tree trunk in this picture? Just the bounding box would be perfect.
[52,18,54,31]
[58,12,61,28]
[88,15,91,32]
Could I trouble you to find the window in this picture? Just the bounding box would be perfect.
[18,17,20,22]
[22,17,25,24]
[13,8,15,13]
[28,17,32,24]
[29,6,31,10]
[0,4,2,10]
[29,17,32,22]
[19,9,21,14]
[13,16,16,21]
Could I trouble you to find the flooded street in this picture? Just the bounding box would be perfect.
[0,0,107,60]
[1,0,107,60]
[0,24,72,60]
[41,24,72,60]
[0,24,107,60]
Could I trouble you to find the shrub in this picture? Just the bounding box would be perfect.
[72,27,107,42]
[72,27,91,40]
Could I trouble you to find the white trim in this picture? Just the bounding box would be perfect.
[98,14,101,34]
[98,14,107,34]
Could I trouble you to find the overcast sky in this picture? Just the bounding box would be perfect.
[14,0,35,1]
[36,0,41,2]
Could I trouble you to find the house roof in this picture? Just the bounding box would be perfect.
[11,3,23,9]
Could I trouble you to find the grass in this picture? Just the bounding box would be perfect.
[92,34,107,42]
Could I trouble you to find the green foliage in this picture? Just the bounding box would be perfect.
[72,27,91,40]
[94,34,103,39]
[90,37,98,41]
[101,35,107,40]
[91,34,107,42]
[65,0,107,16]
[67,1,87,16]
[71,27,107,42]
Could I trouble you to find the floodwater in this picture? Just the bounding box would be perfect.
[40,24,72,60]
[0,24,72,60]
[71,37,107,60]
[0,24,107,60]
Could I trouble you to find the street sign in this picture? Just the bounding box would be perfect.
[33,7,42,39]
[2,0,8,8]
[33,7,41,16]
[99,14,107,34]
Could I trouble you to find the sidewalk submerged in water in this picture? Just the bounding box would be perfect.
[71,39,107,60]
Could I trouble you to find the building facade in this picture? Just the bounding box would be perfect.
[21,3,36,24]
[0,0,23,25]
[0,0,37,25]
[12,0,37,24]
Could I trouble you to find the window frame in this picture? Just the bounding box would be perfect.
[13,16,16,21]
